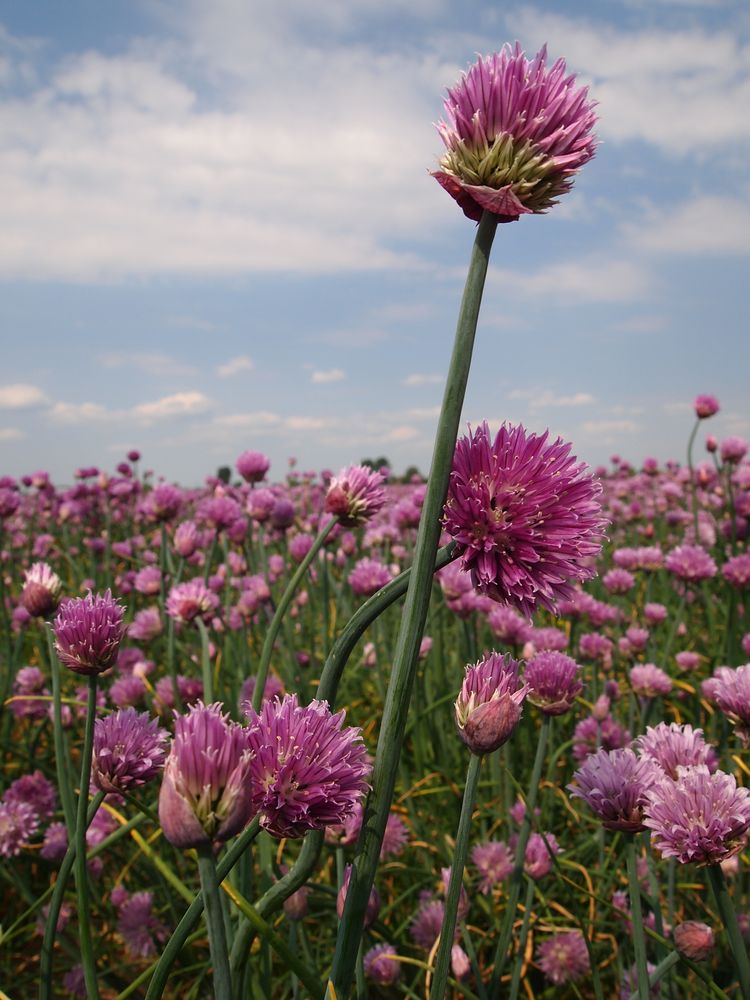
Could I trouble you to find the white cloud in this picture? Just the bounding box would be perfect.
[384,425,419,441]
[402,373,443,387]
[0,383,48,409]
[492,257,650,304]
[50,401,113,423]
[98,351,198,376]
[509,389,596,409]
[216,355,254,378]
[311,369,346,384]
[285,416,334,431]
[581,419,640,435]
[216,411,281,428]
[0,427,24,440]
[610,314,667,335]
[131,392,211,420]
[625,196,750,256]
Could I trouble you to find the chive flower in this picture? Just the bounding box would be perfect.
[53,590,126,675]
[455,652,527,755]
[92,708,169,794]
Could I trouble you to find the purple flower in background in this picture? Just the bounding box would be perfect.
[93,708,169,794]
[673,921,714,961]
[443,423,605,617]
[525,652,583,716]
[166,579,219,625]
[665,544,717,582]
[572,715,631,764]
[433,43,597,222]
[4,770,57,819]
[109,674,147,708]
[637,723,717,779]
[21,562,62,617]
[707,664,750,746]
[455,652,527,755]
[199,494,242,531]
[128,606,162,642]
[11,666,49,719]
[644,765,750,865]
[536,930,591,985]
[694,395,720,419]
[324,464,386,527]
[141,483,182,523]
[41,822,68,860]
[0,798,39,857]
[173,520,200,558]
[472,840,514,893]
[154,674,204,712]
[337,864,380,928]
[158,702,254,849]
[602,568,635,594]
[53,590,126,675]
[629,663,672,698]
[363,943,400,986]
[723,554,750,589]
[236,450,271,484]
[720,436,748,464]
[114,889,168,958]
[244,694,371,838]
[568,748,659,833]
[348,557,392,596]
[410,899,446,950]
[381,812,409,859]
[524,832,560,879]
[239,672,285,712]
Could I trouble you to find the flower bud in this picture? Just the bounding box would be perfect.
[673,921,714,961]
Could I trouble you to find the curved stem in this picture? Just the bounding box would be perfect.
[197,844,233,1000]
[252,517,337,712]
[329,208,498,999]
[74,674,100,999]
[706,864,750,1000]
[488,713,550,997]
[430,753,482,1000]
[46,628,76,837]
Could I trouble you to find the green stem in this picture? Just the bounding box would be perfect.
[252,516,336,712]
[74,674,100,1000]
[197,844,233,1000]
[197,617,214,704]
[508,878,535,1000]
[687,418,700,538]
[489,713,550,997]
[39,791,105,1000]
[627,836,650,1000]
[431,753,482,1000]
[329,208,498,999]
[627,952,680,1000]
[46,627,76,837]
[706,864,750,1000]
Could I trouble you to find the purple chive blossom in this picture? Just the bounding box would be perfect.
[443,423,606,617]
[165,579,220,625]
[109,674,147,708]
[114,890,168,958]
[455,652,527,755]
[664,544,717,582]
[572,715,631,764]
[720,436,748,464]
[128,606,162,642]
[141,483,183,523]
[92,708,169,794]
[410,899,446,950]
[244,694,371,838]
[644,765,750,866]
[695,395,720,419]
[381,812,409,859]
[348,557,392,596]
[337,864,380,928]
[198,494,243,531]
[11,666,49,719]
[524,832,560,879]
[629,664,673,698]
[723,554,750,588]
[324,464,386,527]
[158,702,254,849]
[673,921,715,961]
[472,840,514,894]
[0,799,39,857]
[41,822,68,860]
[536,930,591,985]
[602,568,635,594]
[636,723,717,780]
[53,590,126,675]
[524,652,583,716]
[21,562,62,617]
[433,43,597,222]
[236,450,271,484]
[173,520,200,558]
[568,748,660,833]
[709,664,750,745]
[4,770,57,819]
[154,675,204,713]
[363,943,400,987]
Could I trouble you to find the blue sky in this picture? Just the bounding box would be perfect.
[0,0,748,484]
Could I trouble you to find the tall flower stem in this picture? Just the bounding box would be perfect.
[197,844,233,1000]
[706,864,750,1000]
[431,753,483,1000]
[508,877,535,1000]
[196,618,214,703]
[489,713,550,998]
[626,835,651,1000]
[74,674,100,1000]
[329,208,498,999]
[46,627,76,837]
[686,418,701,538]
[252,516,337,712]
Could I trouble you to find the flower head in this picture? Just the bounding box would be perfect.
[629,663,672,698]
[0,799,39,857]
[324,465,386,526]
[114,889,168,958]
[4,770,57,819]
[536,930,591,985]
[236,450,271,484]
[433,43,597,222]
[21,562,62,617]
[673,921,714,961]
[92,708,169,794]
[455,652,527,755]
[244,694,371,838]
[525,652,583,715]
[337,864,380,928]
[53,590,126,675]
[665,544,717,583]
[363,943,400,987]
[165,579,220,625]
[636,723,717,780]
[158,702,254,848]
[694,395,720,419]
[443,422,605,617]
[711,664,750,745]
[472,840,514,893]
[644,764,750,866]
[568,748,659,833]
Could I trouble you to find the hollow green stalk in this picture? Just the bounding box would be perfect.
[686,417,701,537]
[196,617,214,703]
[197,844,233,1000]
[508,877,535,1000]
[626,835,650,1000]
[74,674,101,999]
[488,713,551,998]
[430,753,482,1000]
[706,864,750,1000]
[627,953,680,1000]
[46,628,76,837]
[329,208,499,999]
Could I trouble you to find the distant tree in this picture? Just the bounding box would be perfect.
[216,465,232,485]
[402,465,424,483]
[360,456,390,471]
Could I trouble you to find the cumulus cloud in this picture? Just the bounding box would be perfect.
[0,427,24,441]
[509,389,596,409]
[402,373,443,386]
[625,196,750,256]
[216,355,254,377]
[131,392,211,420]
[98,352,198,376]
[311,369,346,384]
[491,257,651,304]
[0,383,49,409]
